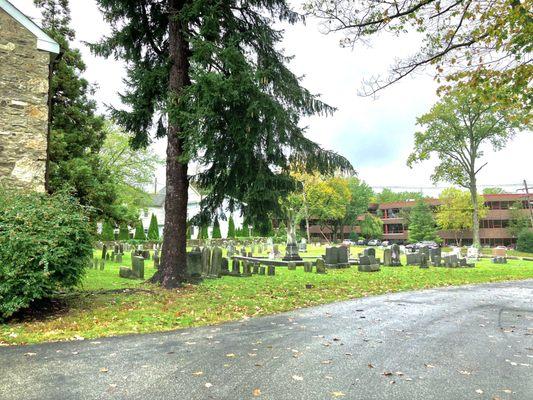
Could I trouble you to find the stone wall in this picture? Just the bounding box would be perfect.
[0,8,51,192]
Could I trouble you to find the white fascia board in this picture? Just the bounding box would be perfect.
[1,0,60,54]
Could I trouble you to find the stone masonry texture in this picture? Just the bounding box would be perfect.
[0,8,51,192]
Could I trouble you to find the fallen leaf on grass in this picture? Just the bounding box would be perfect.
[192,371,204,376]
[226,353,236,358]
[292,375,303,381]
[475,389,483,394]
[382,372,393,376]
[321,360,332,364]
[24,352,36,357]
[331,391,345,397]
[424,364,435,368]
[458,370,471,375]
[252,388,261,397]
[367,363,374,368]
[205,383,212,388]
[100,368,108,373]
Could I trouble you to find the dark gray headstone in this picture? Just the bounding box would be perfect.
[267,265,276,276]
[187,250,203,278]
[119,266,133,279]
[419,254,429,268]
[304,261,313,273]
[201,247,212,277]
[391,244,402,266]
[406,253,421,266]
[132,256,144,279]
[211,246,223,278]
[99,259,105,270]
[363,247,376,258]
[287,262,296,270]
[259,266,266,275]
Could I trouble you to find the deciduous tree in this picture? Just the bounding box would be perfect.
[408,200,438,243]
[407,85,528,247]
[435,188,487,246]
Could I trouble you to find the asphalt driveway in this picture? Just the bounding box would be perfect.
[1,280,532,399]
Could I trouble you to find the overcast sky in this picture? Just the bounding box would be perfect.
[14,0,533,195]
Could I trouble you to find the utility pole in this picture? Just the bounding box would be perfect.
[154,177,157,194]
[518,179,533,227]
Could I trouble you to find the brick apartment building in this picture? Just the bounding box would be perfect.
[309,193,532,246]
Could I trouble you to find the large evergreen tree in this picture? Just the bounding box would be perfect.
[227,215,236,239]
[92,0,353,288]
[34,0,118,220]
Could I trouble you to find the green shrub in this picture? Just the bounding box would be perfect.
[134,220,146,240]
[100,220,115,241]
[212,216,222,238]
[147,214,159,240]
[0,190,93,319]
[118,223,130,240]
[227,215,236,238]
[517,231,533,253]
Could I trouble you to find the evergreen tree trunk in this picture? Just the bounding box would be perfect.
[469,175,481,248]
[150,0,190,288]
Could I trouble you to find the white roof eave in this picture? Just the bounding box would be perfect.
[1,0,60,54]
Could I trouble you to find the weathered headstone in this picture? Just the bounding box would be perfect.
[492,256,507,264]
[304,261,313,273]
[419,254,429,269]
[201,247,212,277]
[358,254,380,272]
[240,247,247,257]
[406,253,421,266]
[316,259,327,274]
[298,238,307,253]
[116,254,123,264]
[231,259,241,276]
[93,258,98,269]
[101,244,107,261]
[259,266,266,275]
[119,266,133,278]
[186,249,203,279]
[242,262,252,276]
[383,248,392,266]
[267,265,276,276]
[391,244,402,266]
[287,262,296,270]
[252,262,260,274]
[99,259,105,270]
[429,247,441,265]
[211,246,223,278]
[131,256,144,279]
[363,247,376,258]
[221,257,229,275]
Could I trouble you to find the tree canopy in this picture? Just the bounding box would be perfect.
[92,0,353,287]
[435,188,487,245]
[408,200,438,243]
[306,0,532,102]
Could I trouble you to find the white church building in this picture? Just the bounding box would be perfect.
[139,186,243,238]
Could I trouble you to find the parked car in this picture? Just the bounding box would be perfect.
[342,240,355,246]
[405,241,440,252]
[367,239,381,246]
[357,239,366,246]
[381,241,390,247]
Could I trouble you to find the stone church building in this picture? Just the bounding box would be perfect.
[0,0,59,192]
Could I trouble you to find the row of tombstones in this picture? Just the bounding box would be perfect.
[405,247,475,268]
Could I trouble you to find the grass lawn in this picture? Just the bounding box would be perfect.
[1,245,533,345]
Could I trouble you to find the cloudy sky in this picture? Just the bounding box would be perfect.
[14,0,532,195]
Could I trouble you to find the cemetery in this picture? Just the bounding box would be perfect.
[3,237,533,345]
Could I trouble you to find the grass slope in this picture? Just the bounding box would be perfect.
[2,246,533,345]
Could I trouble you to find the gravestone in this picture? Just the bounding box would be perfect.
[363,247,376,258]
[231,259,241,276]
[316,259,327,274]
[186,249,203,279]
[201,247,212,277]
[273,244,280,257]
[101,244,107,261]
[298,238,307,253]
[242,262,252,276]
[131,256,145,279]
[116,254,123,264]
[142,250,150,260]
[492,256,507,264]
[267,265,276,276]
[429,247,441,265]
[227,242,235,258]
[119,266,133,278]
[492,247,507,258]
[93,258,98,269]
[419,254,429,269]
[287,262,296,270]
[247,251,253,258]
[221,257,230,275]
[252,262,260,274]
[358,254,380,272]
[338,246,349,265]
[383,248,392,266]
[304,261,313,273]
[211,246,223,278]
[259,266,266,275]
[419,246,430,260]
[99,259,105,270]
[391,244,402,266]
[406,253,421,266]
[466,246,479,261]
[240,247,247,257]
